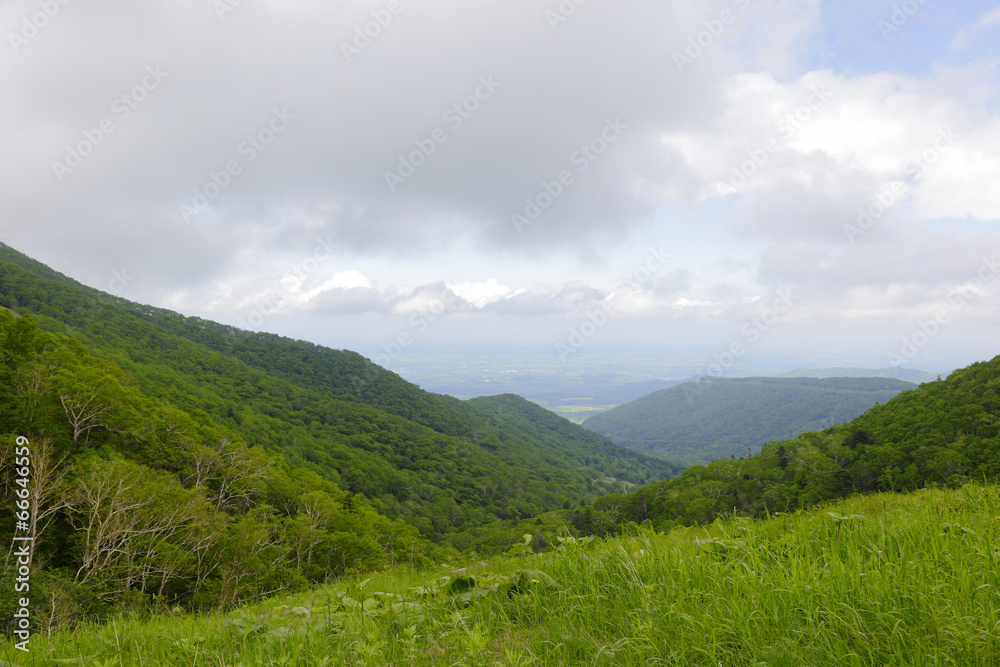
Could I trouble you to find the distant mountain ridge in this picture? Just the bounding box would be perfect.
[583,376,916,465]
[777,367,943,383]
[574,354,1000,538]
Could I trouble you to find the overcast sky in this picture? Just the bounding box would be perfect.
[2,0,999,376]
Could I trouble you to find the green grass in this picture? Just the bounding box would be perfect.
[6,484,1000,665]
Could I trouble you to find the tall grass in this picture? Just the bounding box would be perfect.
[5,484,999,665]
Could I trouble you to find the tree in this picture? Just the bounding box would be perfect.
[3,437,70,572]
[46,340,139,444]
[214,506,299,610]
[62,456,207,602]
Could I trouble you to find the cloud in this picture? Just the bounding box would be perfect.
[447,279,524,308]
[0,0,828,273]
[757,228,1000,297]
[2,0,998,369]
[953,6,1000,50]
[981,7,1000,27]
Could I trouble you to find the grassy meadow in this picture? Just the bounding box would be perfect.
[4,483,999,666]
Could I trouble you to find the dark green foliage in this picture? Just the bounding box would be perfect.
[583,375,916,464]
[465,394,678,488]
[0,308,440,625]
[0,243,676,554]
[574,361,1000,536]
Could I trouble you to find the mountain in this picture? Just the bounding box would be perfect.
[582,376,916,465]
[0,242,678,549]
[573,357,1000,536]
[777,366,943,383]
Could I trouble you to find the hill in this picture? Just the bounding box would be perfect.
[583,376,916,465]
[777,366,943,383]
[0,243,677,539]
[573,354,1000,536]
[0,242,678,617]
[10,483,999,665]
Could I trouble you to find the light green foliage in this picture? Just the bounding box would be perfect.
[6,484,1000,665]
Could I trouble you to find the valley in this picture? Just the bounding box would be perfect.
[6,2,997,663]
[0,243,997,665]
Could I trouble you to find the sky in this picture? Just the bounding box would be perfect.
[2,0,999,378]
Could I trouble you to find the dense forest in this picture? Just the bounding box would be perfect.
[570,359,1000,537]
[3,242,999,636]
[583,376,916,464]
[0,244,677,542]
[0,243,681,626]
[0,310,442,628]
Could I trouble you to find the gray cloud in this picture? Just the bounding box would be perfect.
[2,0,997,370]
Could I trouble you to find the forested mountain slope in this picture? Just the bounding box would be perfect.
[0,310,441,622]
[583,376,915,464]
[0,244,678,549]
[572,358,1000,535]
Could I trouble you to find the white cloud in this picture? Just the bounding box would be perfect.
[446,279,524,308]
[978,6,1000,27]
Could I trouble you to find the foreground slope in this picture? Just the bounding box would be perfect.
[584,375,916,465]
[0,243,678,547]
[12,484,999,666]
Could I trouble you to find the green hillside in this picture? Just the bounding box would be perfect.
[9,484,999,665]
[0,243,679,620]
[4,238,999,658]
[574,356,1000,536]
[583,376,916,465]
[0,244,677,544]
[0,310,441,621]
